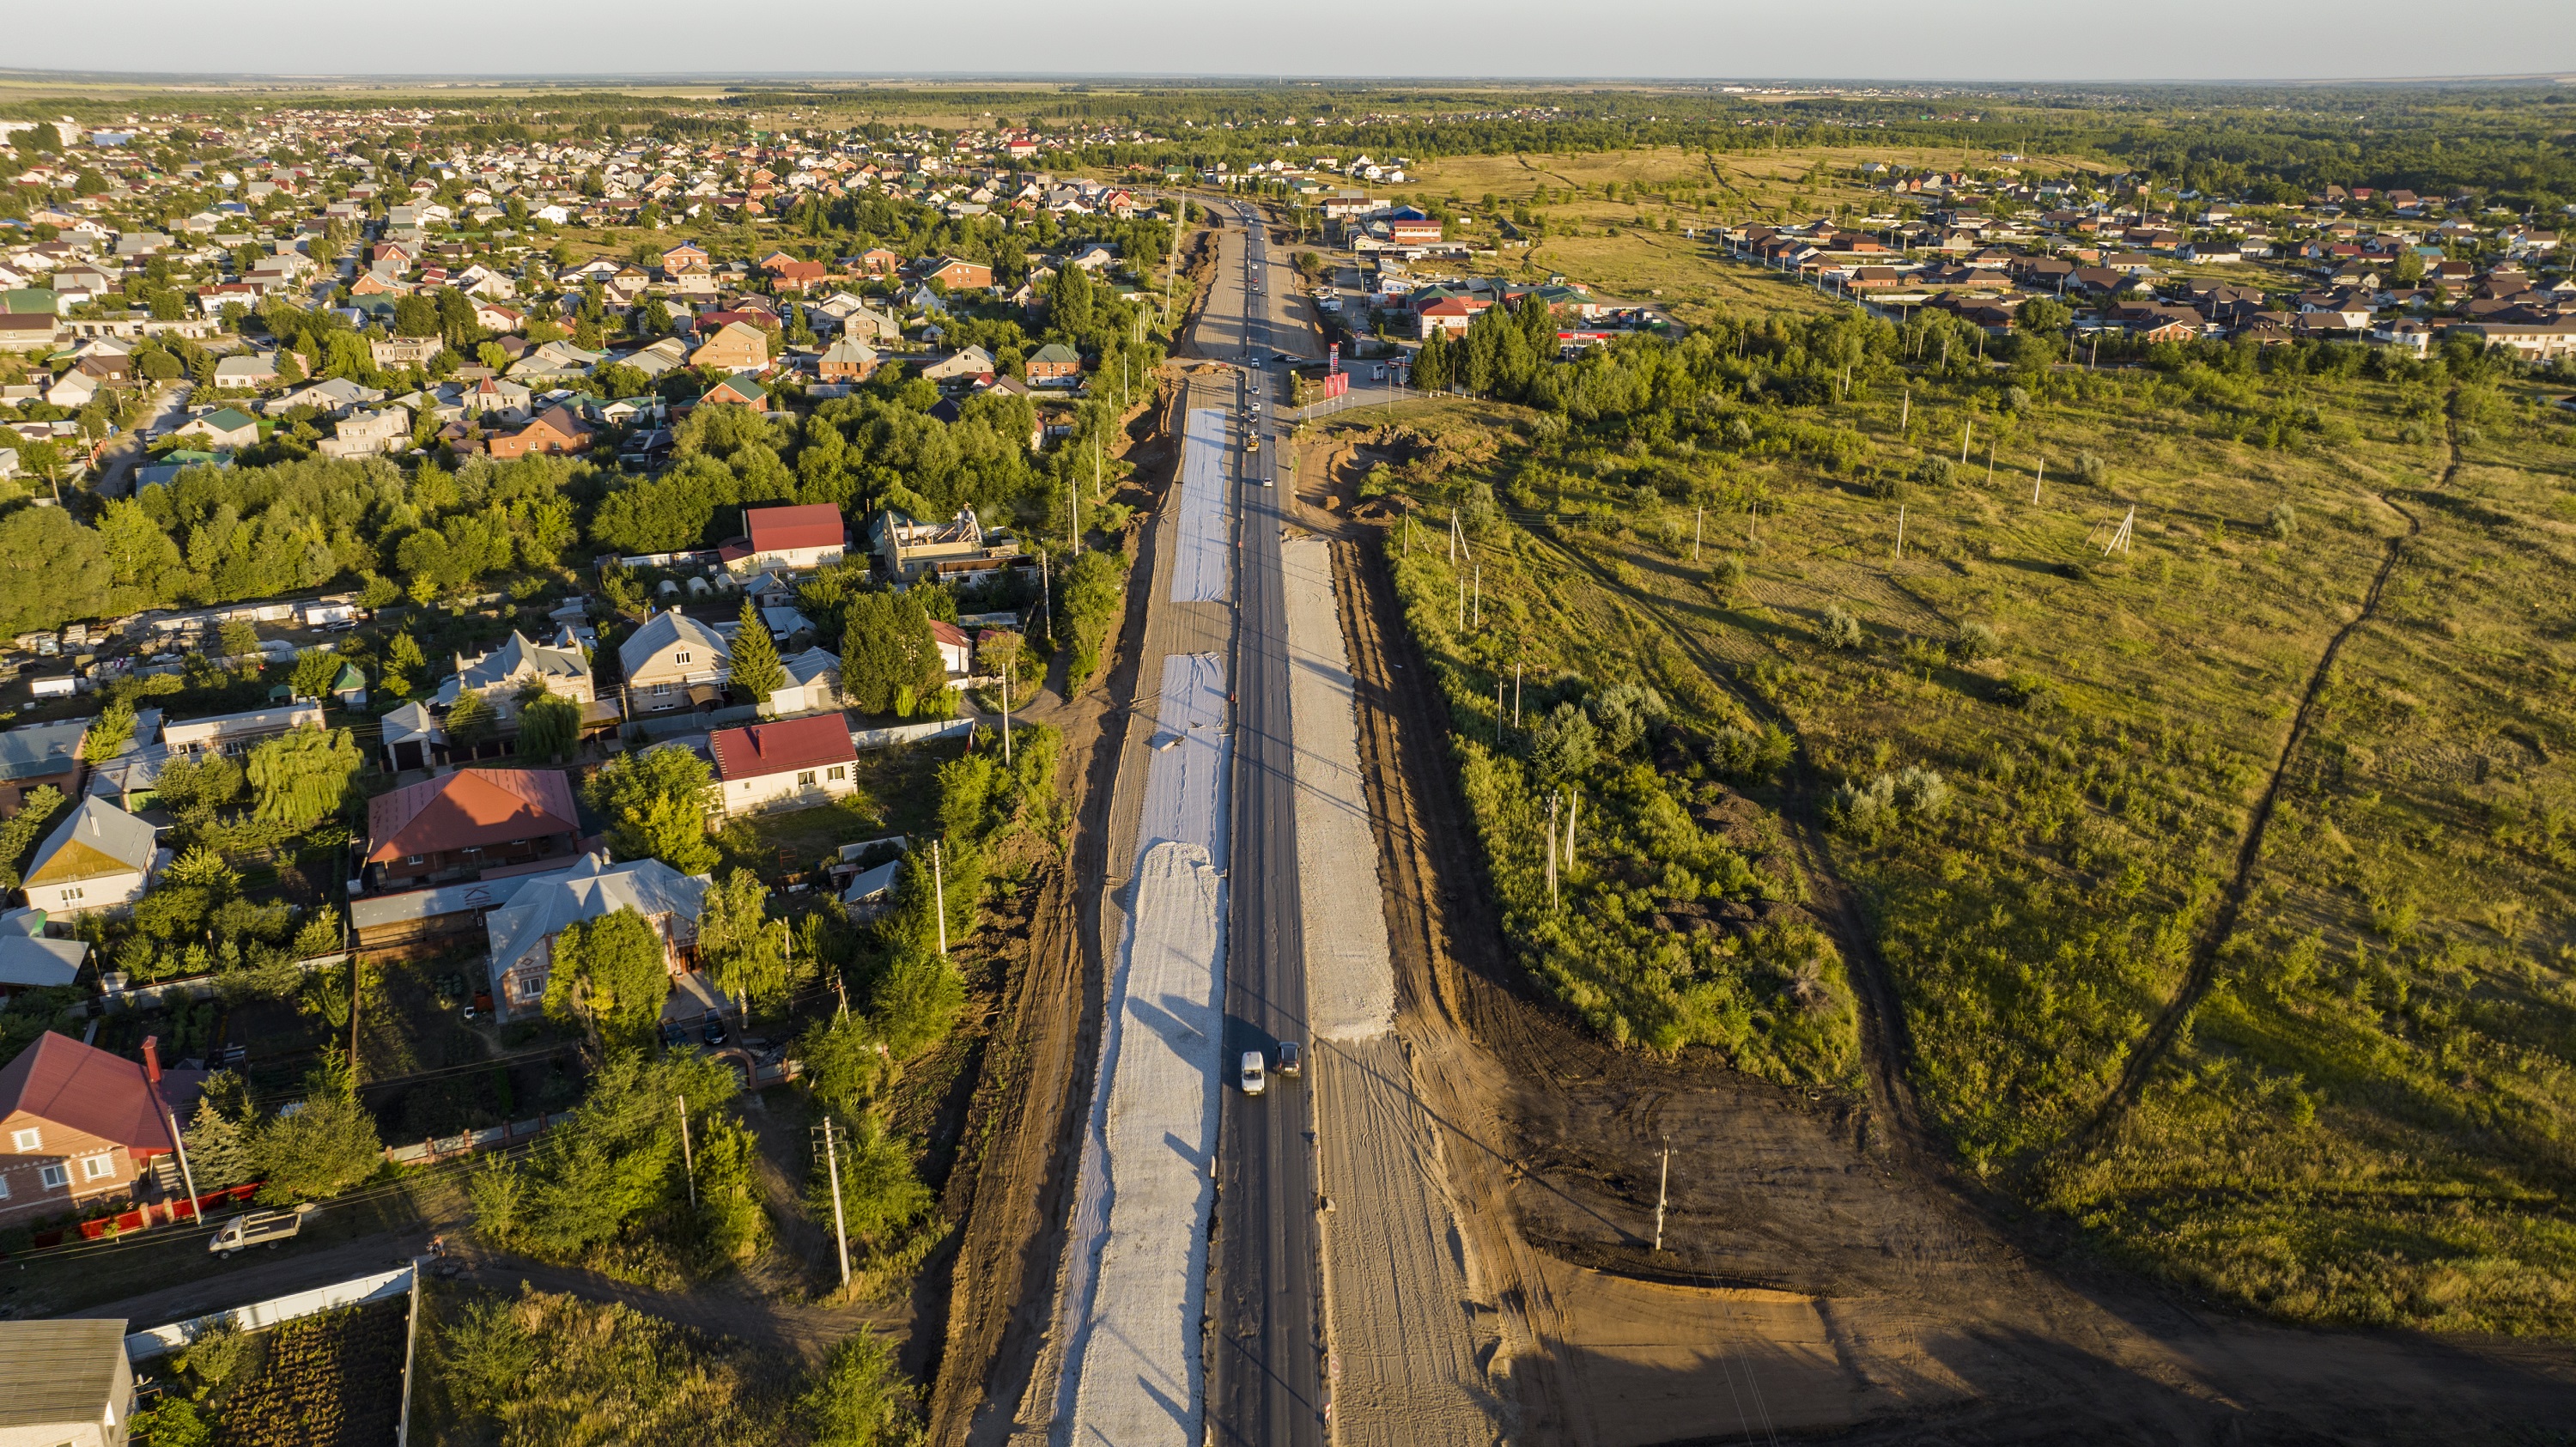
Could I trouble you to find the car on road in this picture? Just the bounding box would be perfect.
[1240,1049,1267,1096]
[1374,366,1387,381]
[700,1012,726,1047]
[663,1017,690,1050]
[1277,1041,1302,1077]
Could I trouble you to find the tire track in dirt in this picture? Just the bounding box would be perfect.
[2079,475,2426,1143]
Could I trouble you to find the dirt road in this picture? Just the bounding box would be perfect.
[1304,446,2576,1445]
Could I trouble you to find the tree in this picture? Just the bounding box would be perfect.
[289,648,343,702]
[182,1070,262,1191]
[255,1053,384,1203]
[727,599,787,713]
[799,1330,915,1447]
[219,618,262,676]
[0,786,66,891]
[85,699,137,760]
[0,507,110,635]
[698,868,790,1025]
[392,292,440,337]
[805,1111,930,1248]
[246,726,361,825]
[444,688,497,754]
[870,942,963,1061]
[541,908,671,1041]
[583,747,718,873]
[519,690,582,763]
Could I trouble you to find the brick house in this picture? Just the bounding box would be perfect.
[484,404,595,459]
[0,1031,204,1226]
[1025,342,1082,385]
[914,256,993,290]
[690,319,771,373]
[361,766,583,893]
[725,503,848,575]
[817,337,878,382]
[483,854,710,1019]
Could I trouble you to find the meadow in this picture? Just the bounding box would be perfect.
[1334,310,2576,1332]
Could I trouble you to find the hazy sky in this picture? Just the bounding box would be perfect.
[15,0,2576,82]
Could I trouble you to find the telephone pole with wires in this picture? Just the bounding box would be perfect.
[815,1117,850,1288]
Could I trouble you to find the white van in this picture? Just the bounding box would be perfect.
[1239,1050,1267,1097]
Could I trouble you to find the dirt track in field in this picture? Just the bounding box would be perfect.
[1297,438,2576,1447]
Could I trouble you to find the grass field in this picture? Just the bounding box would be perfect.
[1342,341,2576,1334]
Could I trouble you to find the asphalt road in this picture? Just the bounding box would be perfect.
[1207,201,1328,1447]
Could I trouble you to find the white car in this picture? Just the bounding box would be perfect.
[1240,1050,1267,1097]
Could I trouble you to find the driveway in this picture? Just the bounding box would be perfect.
[92,381,191,499]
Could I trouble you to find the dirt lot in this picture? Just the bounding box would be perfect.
[1305,444,2576,1444]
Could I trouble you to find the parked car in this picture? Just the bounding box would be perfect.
[663,1018,689,1050]
[210,1203,317,1254]
[1240,1049,1267,1097]
[701,1012,727,1047]
[1276,1041,1303,1078]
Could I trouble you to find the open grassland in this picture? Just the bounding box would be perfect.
[1339,332,2576,1333]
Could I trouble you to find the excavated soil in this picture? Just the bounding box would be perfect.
[1302,441,2576,1447]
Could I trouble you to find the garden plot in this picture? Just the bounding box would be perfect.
[1284,536,1499,1445]
[1170,407,1234,604]
[1054,652,1230,1447]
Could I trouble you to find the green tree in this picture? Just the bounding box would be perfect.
[727,599,787,712]
[444,688,497,754]
[518,690,582,763]
[796,1011,894,1123]
[254,1052,384,1203]
[0,786,67,891]
[288,648,342,702]
[246,726,361,824]
[540,908,671,1042]
[699,867,790,1026]
[181,1070,262,1191]
[0,507,111,635]
[799,1329,915,1447]
[805,1112,930,1248]
[85,699,137,759]
[584,746,719,873]
[870,942,964,1061]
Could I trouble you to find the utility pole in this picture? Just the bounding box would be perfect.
[1471,564,1481,628]
[1960,418,1972,466]
[2032,456,2044,507]
[1564,788,1579,872]
[1038,549,1051,642]
[1496,678,1505,745]
[1692,507,1702,562]
[1068,478,1080,558]
[1513,663,1523,727]
[1985,439,1996,489]
[167,1107,202,1225]
[932,840,948,956]
[676,1095,696,1209]
[1653,1139,1672,1251]
[999,665,1012,766]
[1896,504,1906,560]
[1455,569,1465,632]
[1546,791,1559,908]
[819,1116,851,1289]
[348,958,361,1085]
[1449,508,1458,564]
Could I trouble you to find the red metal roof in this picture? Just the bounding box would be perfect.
[708,712,856,781]
[366,767,580,865]
[0,1032,178,1158]
[745,504,846,555]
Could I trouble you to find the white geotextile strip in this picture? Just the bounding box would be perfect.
[1282,537,1395,1043]
[1170,407,1235,603]
[1053,654,1230,1447]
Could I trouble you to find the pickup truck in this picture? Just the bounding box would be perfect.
[209,1202,318,1254]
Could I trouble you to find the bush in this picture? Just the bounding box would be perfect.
[2269,502,2297,539]
[1707,723,1794,784]
[1818,603,1867,651]
[1892,766,1951,817]
[1528,702,1597,780]
[2069,452,2108,487]
[1952,622,2001,663]
[1911,455,1954,490]
[1710,553,1747,593]
[1827,774,1898,835]
[2001,672,2060,711]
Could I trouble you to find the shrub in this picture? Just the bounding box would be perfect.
[1528,701,1598,779]
[2005,385,2034,413]
[2001,672,2060,711]
[1827,774,1898,835]
[1708,723,1794,784]
[1710,553,1747,593]
[1953,622,2001,663]
[1911,455,1954,490]
[1818,603,1867,651]
[2269,502,2297,539]
[1589,682,1667,759]
[1892,765,1952,817]
[2069,452,2108,487]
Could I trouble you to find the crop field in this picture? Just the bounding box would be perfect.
[1334,319,2576,1333]
[210,1301,409,1447]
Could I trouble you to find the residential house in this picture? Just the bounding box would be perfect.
[484,404,596,459]
[0,1031,203,1229]
[816,337,878,382]
[691,319,771,374]
[618,608,732,714]
[724,504,848,575]
[370,336,440,370]
[172,406,261,450]
[920,345,996,384]
[0,922,86,995]
[432,629,594,727]
[361,767,583,893]
[0,720,92,817]
[930,618,973,681]
[20,797,162,918]
[708,713,859,816]
[320,406,413,459]
[267,377,386,418]
[703,374,769,410]
[1025,342,1082,385]
[0,1318,136,1445]
[2462,316,2576,362]
[621,336,692,379]
[914,256,993,290]
[483,854,710,1020]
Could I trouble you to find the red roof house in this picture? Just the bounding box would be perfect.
[708,713,857,816]
[729,503,848,575]
[0,1032,204,1225]
[364,767,582,891]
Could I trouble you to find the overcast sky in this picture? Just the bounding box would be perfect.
[15,0,2576,82]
